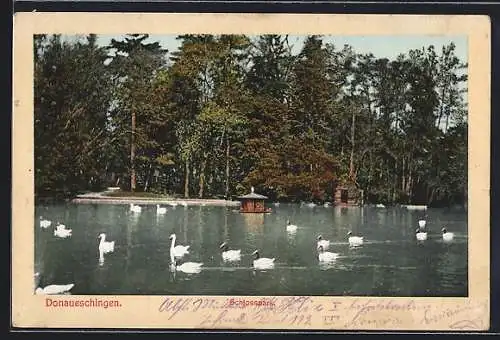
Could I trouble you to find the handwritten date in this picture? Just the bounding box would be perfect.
[157,296,487,330]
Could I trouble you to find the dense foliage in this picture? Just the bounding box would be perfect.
[34,34,468,206]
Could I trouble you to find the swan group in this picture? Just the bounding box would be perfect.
[170,245,202,274]
[36,202,459,295]
[413,218,455,242]
[167,201,188,208]
[39,217,72,238]
[169,234,201,273]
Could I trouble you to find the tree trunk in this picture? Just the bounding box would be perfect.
[349,109,356,180]
[392,160,398,203]
[144,163,152,192]
[406,172,413,203]
[184,159,190,198]
[401,157,406,193]
[225,137,230,199]
[198,152,207,198]
[130,111,136,192]
[436,85,448,129]
[405,153,413,199]
[427,186,436,206]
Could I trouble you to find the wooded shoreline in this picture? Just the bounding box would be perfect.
[34,34,467,208]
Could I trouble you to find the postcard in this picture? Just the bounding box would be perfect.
[12,13,490,330]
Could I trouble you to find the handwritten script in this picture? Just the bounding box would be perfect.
[157,296,488,330]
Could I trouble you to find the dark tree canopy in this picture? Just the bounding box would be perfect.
[34,34,468,207]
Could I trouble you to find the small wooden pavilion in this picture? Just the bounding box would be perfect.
[333,179,364,206]
[237,187,272,213]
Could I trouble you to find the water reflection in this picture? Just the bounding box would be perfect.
[34,204,468,296]
[242,213,265,232]
[318,261,339,271]
[169,265,177,282]
[98,249,105,266]
[286,230,297,243]
[436,242,467,294]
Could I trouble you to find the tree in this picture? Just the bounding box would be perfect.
[169,34,252,198]
[34,34,114,196]
[290,35,333,148]
[106,34,168,192]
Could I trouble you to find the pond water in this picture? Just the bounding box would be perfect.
[34,203,468,296]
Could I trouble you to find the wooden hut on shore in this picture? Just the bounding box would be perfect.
[237,187,272,213]
[333,179,364,206]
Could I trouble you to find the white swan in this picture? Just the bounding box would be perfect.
[167,201,178,207]
[415,228,428,241]
[169,234,190,258]
[317,245,339,262]
[156,204,167,214]
[219,242,241,262]
[317,235,330,250]
[252,250,275,270]
[306,202,317,208]
[375,203,386,208]
[35,283,74,295]
[441,227,454,242]
[98,233,115,253]
[286,220,298,233]
[418,219,426,229]
[39,217,51,229]
[176,262,203,274]
[54,227,72,238]
[129,203,142,213]
[170,258,203,274]
[347,231,364,247]
[179,201,188,207]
